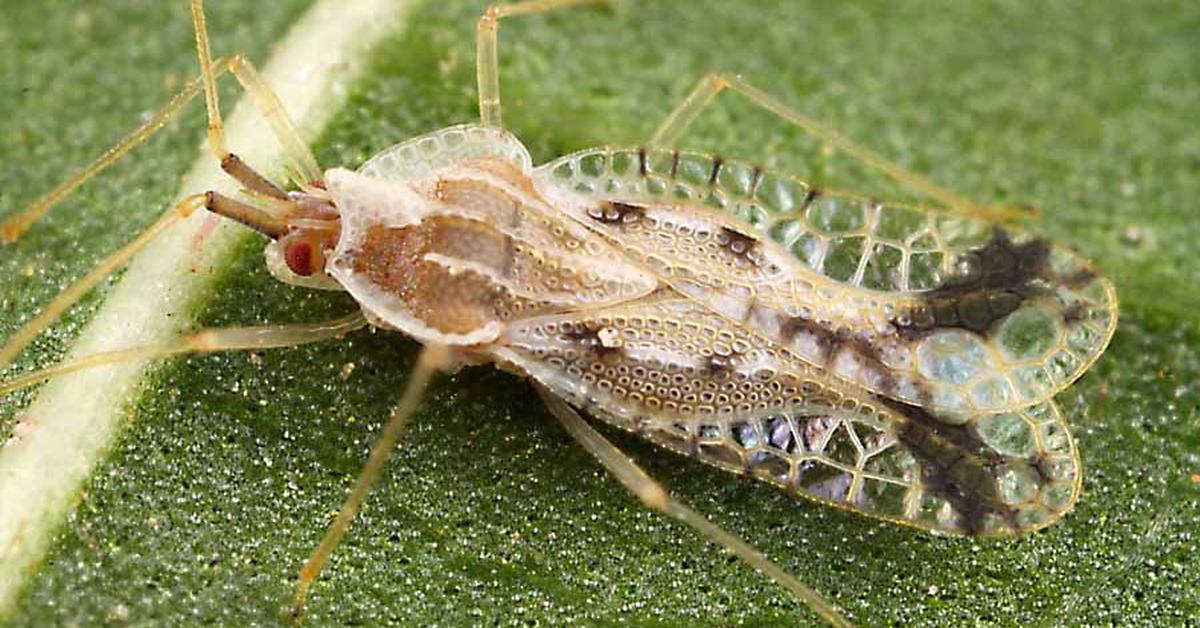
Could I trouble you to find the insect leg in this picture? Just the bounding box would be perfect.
[647,72,1032,223]
[0,194,206,369]
[476,0,615,127]
[0,311,367,397]
[0,71,221,243]
[535,386,854,628]
[191,0,322,187]
[0,3,319,243]
[0,2,328,365]
[290,344,454,622]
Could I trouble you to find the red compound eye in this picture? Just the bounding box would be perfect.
[284,240,315,276]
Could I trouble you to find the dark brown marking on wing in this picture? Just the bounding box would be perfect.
[844,331,898,394]
[891,289,1025,341]
[780,315,836,361]
[799,187,823,212]
[717,226,760,263]
[1060,268,1098,289]
[879,397,994,459]
[879,397,1014,535]
[1061,302,1087,326]
[637,147,648,177]
[779,314,898,396]
[669,150,680,178]
[563,323,623,361]
[587,201,646,227]
[774,311,1017,535]
[931,228,1052,298]
[708,156,724,186]
[1029,454,1055,483]
[749,166,764,195]
[891,228,1054,341]
[703,350,741,380]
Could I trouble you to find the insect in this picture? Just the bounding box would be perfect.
[0,0,1117,625]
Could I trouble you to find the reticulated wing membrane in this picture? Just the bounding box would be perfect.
[533,148,1116,414]
[639,400,1079,536]
[494,297,1080,536]
[358,123,532,181]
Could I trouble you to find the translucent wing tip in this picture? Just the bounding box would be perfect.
[884,227,1118,414]
[896,401,1083,537]
[636,399,1081,539]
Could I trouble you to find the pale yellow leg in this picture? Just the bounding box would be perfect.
[0,312,367,397]
[535,386,854,628]
[191,0,321,185]
[0,73,216,243]
[0,194,207,370]
[476,0,615,127]
[649,72,1032,222]
[0,0,325,367]
[289,344,455,622]
[0,1,320,243]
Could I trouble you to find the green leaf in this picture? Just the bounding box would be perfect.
[2,0,1198,625]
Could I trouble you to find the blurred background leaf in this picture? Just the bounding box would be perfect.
[1,0,1197,625]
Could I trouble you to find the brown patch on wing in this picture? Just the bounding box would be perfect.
[780,314,898,395]
[776,312,1018,534]
[748,166,764,195]
[892,228,1053,340]
[1061,302,1087,326]
[708,156,724,185]
[931,228,1051,298]
[799,187,822,211]
[703,349,743,379]
[587,201,646,226]
[880,397,1014,535]
[892,289,1025,341]
[562,322,623,361]
[717,226,760,264]
[780,315,836,361]
[1059,268,1098,289]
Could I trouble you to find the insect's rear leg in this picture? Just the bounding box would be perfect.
[535,386,854,628]
[0,311,367,396]
[289,344,455,622]
[648,72,1034,223]
[476,0,616,127]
